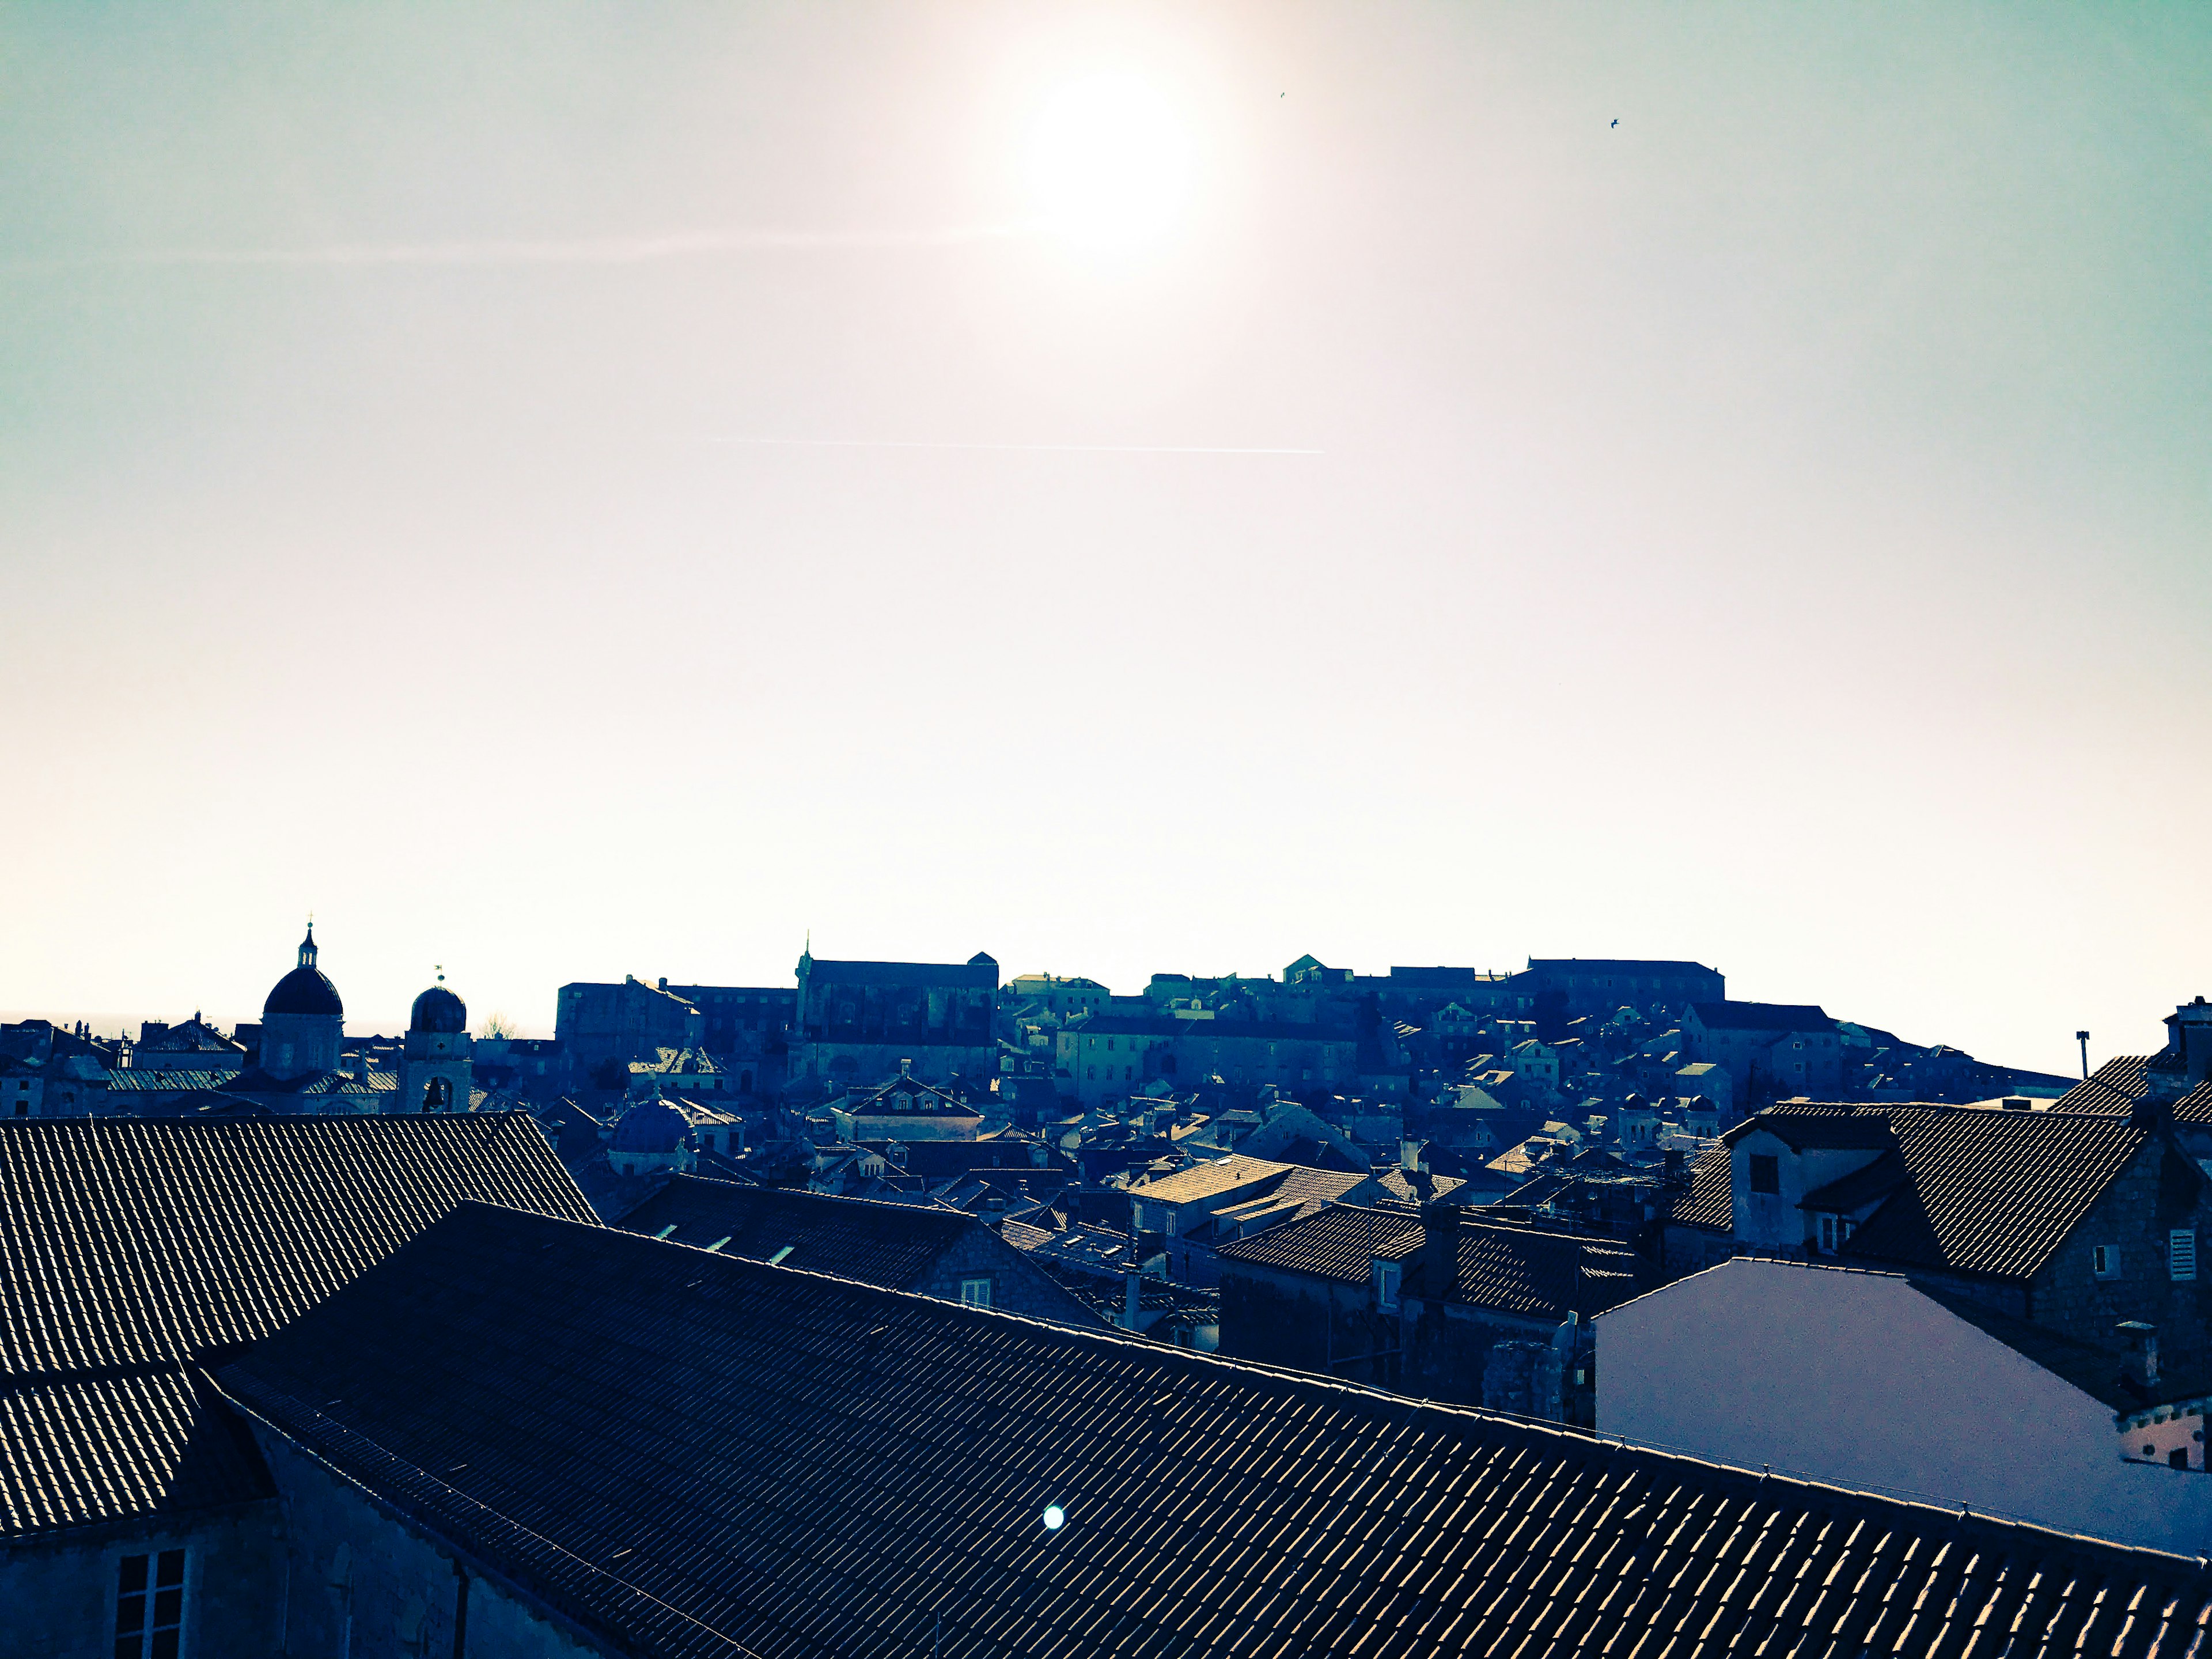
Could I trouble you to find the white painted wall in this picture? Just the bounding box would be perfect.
[1596,1257,2212,1553]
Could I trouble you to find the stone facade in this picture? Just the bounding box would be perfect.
[396,1026,472,1113]
[1217,1254,1587,1418]
[0,1505,283,1659]
[794,950,999,1089]
[245,1425,602,1659]
[554,977,704,1076]
[920,1226,1101,1325]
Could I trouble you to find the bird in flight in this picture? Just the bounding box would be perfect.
[1611,118,1619,127]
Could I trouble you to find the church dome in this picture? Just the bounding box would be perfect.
[264,926,344,1018]
[410,983,467,1034]
[612,1093,692,1157]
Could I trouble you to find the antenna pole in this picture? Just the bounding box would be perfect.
[2075,1031,2090,1081]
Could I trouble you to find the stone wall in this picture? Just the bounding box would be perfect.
[924,1229,1107,1328]
[0,1504,284,1659]
[1218,1261,1387,1384]
[1399,1298,1570,1415]
[245,1422,603,1659]
[2026,1137,2212,1361]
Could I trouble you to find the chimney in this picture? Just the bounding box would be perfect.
[985,1194,1006,1229]
[2119,1321,2160,1390]
[1399,1137,1421,1173]
[657,977,668,992]
[1419,1202,1459,1304]
[2132,1062,2180,1130]
[2174,998,2212,1088]
[1123,1262,1141,1330]
[1662,1147,1686,1186]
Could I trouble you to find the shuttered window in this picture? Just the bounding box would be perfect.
[2171,1230,2197,1282]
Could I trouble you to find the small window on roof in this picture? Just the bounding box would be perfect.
[959,1276,993,1308]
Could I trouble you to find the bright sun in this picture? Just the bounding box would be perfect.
[1024,73,1196,254]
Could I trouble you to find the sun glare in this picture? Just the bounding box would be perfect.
[1024,73,1196,255]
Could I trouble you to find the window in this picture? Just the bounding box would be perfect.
[1748,1154,1780,1195]
[1817,1214,1837,1253]
[1374,1259,1400,1312]
[2175,1232,2199,1282]
[959,1276,992,1308]
[2174,1449,2193,1471]
[2094,1245,2121,1279]
[116,1549,184,1659]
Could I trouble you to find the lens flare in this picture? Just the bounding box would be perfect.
[1024,73,1194,253]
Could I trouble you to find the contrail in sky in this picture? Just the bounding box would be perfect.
[13,225,1035,270]
[703,438,1323,456]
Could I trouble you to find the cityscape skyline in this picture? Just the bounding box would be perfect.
[5,5,2206,1083]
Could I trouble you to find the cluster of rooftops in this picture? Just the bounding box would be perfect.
[9,1108,2212,1657]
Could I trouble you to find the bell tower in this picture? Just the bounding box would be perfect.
[399,968,474,1113]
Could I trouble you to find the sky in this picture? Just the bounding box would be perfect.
[1,3,2206,1070]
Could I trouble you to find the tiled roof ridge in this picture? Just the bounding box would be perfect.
[261,1204,2212,1581]
[211,1368,769,1659]
[624,1174,975,1237]
[0,1353,237,1392]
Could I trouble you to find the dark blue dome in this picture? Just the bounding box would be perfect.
[265,966,343,1018]
[410,984,467,1034]
[612,1094,691,1156]
[265,925,343,1018]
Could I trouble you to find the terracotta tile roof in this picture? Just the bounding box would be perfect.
[104,1067,246,1092]
[1374,1167,1467,1205]
[1842,1108,2158,1280]
[2059,1055,2212,1123]
[1214,1202,1420,1281]
[614,1175,969,1288]
[1660,1142,1734,1233]
[1217,1205,1637,1321]
[0,1114,593,1540]
[0,1369,269,1537]
[221,1203,2212,1659]
[1666,1104,2182,1281]
[1125,1152,1291,1205]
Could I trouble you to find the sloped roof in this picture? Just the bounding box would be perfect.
[1661,1142,1735,1233]
[1664,1104,2183,1281]
[0,1114,594,1540]
[1213,1201,1418,1278]
[219,1202,2212,1659]
[1125,1152,1290,1205]
[1,1368,271,1538]
[1374,1167,1467,1205]
[136,1019,243,1054]
[2058,1054,2212,1124]
[1218,1205,1637,1321]
[105,1067,247,1092]
[1688,1001,1835,1033]
[614,1176,967,1289]
[1843,1108,2167,1280]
